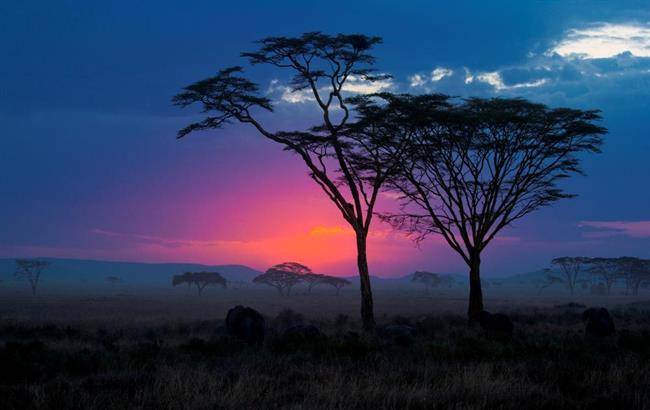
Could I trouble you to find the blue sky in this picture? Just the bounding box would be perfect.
[1,1,649,275]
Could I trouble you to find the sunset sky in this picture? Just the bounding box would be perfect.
[2,1,650,276]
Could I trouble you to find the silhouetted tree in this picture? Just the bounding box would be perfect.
[302,273,325,294]
[616,257,650,295]
[314,274,351,295]
[15,259,50,296]
[374,95,606,318]
[551,257,592,296]
[270,262,313,276]
[270,262,315,293]
[587,257,621,295]
[253,269,303,296]
[172,271,227,295]
[411,271,441,294]
[173,33,406,332]
[264,262,318,294]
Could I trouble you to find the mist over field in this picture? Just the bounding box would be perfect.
[1,257,648,322]
[2,257,650,409]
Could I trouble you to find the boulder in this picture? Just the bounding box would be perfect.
[225,305,265,344]
[582,307,616,339]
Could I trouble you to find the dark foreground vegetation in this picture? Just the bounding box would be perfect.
[2,303,650,409]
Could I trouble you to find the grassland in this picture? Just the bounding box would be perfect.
[1,289,649,409]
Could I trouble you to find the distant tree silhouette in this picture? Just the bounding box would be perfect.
[372,95,606,318]
[15,259,50,296]
[616,257,650,295]
[172,271,227,295]
[411,271,441,294]
[309,274,351,295]
[173,33,407,332]
[551,257,592,296]
[302,273,325,294]
[270,262,313,276]
[253,269,303,296]
[587,257,622,295]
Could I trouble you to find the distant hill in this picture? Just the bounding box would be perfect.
[0,257,547,292]
[0,258,262,288]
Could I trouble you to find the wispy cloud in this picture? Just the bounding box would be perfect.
[579,220,650,238]
[269,75,394,104]
[408,67,454,89]
[91,229,243,248]
[403,22,650,98]
[343,75,394,94]
[551,23,650,59]
[409,74,426,87]
[470,71,548,91]
[430,67,454,82]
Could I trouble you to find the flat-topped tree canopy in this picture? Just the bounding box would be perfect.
[365,94,606,318]
[269,262,313,275]
[253,269,303,296]
[174,32,401,331]
[15,259,51,296]
[172,271,227,295]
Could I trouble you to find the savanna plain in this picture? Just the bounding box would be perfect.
[1,285,649,410]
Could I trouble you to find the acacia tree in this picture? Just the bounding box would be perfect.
[303,273,325,294]
[551,257,593,296]
[15,259,50,296]
[271,262,313,276]
[253,269,303,296]
[319,275,351,295]
[616,257,650,295]
[267,262,318,294]
[587,257,621,295]
[375,96,606,318]
[172,271,227,295]
[303,273,351,295]
[174,33,406,331]
[411,271,441,294]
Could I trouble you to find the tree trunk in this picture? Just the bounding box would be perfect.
[356,230,376,332]
[467,252,484,319]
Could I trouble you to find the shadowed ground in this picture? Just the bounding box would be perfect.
[1,290,650,409]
